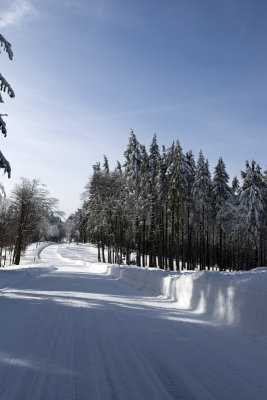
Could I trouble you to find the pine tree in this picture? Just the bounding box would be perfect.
[137,144,150,267]
[76,132,266,271]
[212,157,234,270]
[166,140,190,270]
[103,155,109,173]
[155,144,174,269]
[232,176,240,195]
[123,130,142,265]
[123,129,142,199]
[147,134,160,267]
[116,161,122,174]
[192,151,213,269]
[0,33,15,177]
[237,160,266,268]
[184,150,196,269]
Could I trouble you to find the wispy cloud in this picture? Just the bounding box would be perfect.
[61,0,143,28]
[0,0,36,28]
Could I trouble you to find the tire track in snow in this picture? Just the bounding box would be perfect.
[0,243,266,399]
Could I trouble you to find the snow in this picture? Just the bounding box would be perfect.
[0,242,266,399]
[58,243,267,336]
[0,242,56,290]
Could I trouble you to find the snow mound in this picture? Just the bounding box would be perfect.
[0,264,57,290]
[87,263,267,335]
[55,243,267,336]
[0,242,57,289]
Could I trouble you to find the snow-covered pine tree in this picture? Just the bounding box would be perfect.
[212,157,234,270]
[123,130,142,199]
[232,176,240,195]
[82,163,108,261]
[137,144,150,267]
[82,157,125,264]
[115,161,122,174]
[123,130,142,265]
[147,134,160,267]
[166,140,190,270]
[237,160,267,268]
[192,150,213,269]
[184,150,196,269]
[0,33,15,178]
[103,155,109,174]
[155,144,174,269]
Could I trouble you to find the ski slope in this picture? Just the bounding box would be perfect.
[0,243,266,400]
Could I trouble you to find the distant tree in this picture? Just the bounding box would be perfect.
[0,33,15,177]
[43,214,65,242]
[11,178,58,264]
[65,213,80,243]
[232,176,240,195]
[65,210,86,244]
[115,161,122,174]
[103,155,109,174]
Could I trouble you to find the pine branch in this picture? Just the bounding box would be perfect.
[0,113,8,137]
[0,34,13,60]
[0,150,11,178]
[0,73,15,98]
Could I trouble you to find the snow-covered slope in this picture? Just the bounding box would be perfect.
[0,243,56,290]
[106,265,267,335]
[58,243,267,336]
[0,243,266,400]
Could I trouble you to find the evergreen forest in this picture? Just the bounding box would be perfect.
[67,130,267,271]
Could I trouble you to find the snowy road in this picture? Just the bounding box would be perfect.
[0,244,267,400]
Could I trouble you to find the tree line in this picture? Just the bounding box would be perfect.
[0,178,64,266]
[67,130,267,271]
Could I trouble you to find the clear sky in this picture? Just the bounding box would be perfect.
[0,0,266,216]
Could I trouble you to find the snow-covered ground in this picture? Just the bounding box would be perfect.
[58,243,267,336]
[0,242,56,291]
[0,242,266,399]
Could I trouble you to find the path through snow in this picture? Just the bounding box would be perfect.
[0,243,266,399]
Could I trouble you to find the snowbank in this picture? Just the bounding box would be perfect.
[87,262,267,335]
[0,242,57,290]
[0,265,57,290]
[57,243,267,335]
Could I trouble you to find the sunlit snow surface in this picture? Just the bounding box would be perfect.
[0,242,266,400]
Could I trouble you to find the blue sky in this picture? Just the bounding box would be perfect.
[0,0,266,215]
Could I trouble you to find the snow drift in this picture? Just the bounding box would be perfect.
[56,244,267,336]
[0,242,56,290]
[0,265,57,290]
[85,261,267,336]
